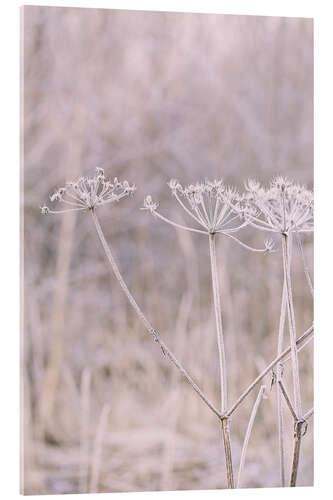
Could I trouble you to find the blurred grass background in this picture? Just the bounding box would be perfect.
[22,6,313,494]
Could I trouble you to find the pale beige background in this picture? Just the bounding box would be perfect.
[23,6,313,494]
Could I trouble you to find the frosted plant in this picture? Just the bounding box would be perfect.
[238,177,314,487]
[40,167,136,214]
[143,179,274,252]
[41,168,223,424]
[241,176,313,235]
[41,170,314,490]
[143,178,274,489]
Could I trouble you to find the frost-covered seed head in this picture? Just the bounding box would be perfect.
[164,178,244,233]
[241,176,313,233]
[41,167,136,215]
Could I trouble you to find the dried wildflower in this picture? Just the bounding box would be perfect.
[143,179,273,252]
[41,167,136,215]
[164,179,244,233]
[240,177,313,234]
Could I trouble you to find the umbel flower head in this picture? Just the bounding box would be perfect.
[143,179,274,253]
[241,176,314,234]
[41,168,136,215]
[144,179,246,233]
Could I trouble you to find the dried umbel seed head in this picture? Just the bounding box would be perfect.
[241,177,313,234]
[41,167,136,215]
[142,178,274,253]
[163,178,244,233]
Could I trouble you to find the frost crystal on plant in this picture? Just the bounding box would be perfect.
[41,167,136,215]
[241,177,314,234]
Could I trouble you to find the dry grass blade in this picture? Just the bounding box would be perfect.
[89,404,111,493]
[237,385,266,488]
[79,369,91,493]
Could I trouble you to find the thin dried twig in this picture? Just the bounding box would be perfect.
[278,380,297,421]
[209,233,233,488]
[304,407,314,421]
[282,232,302,418]
[226,325,313,417]
[295,230,314,298]
[90,404,111,493]
[276,278,287,486]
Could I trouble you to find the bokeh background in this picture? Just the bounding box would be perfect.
[22,6,313,494]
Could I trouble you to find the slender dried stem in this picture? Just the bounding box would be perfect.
[278,380,297,421]
[304,407,314,421]
[295,231,314,297]
[152,210,208,235]
[237,385,266,488]
[79,369,91,493]
[90,404,111,493]
[90,209,221,420]
[282,232,303,487]
[221,418,234,489]
[290,420,305,487]
[276,279,287,486]
[208,232,234,488]
[276,232,293,486]
[209,233,228,413]
[282,232,302,418]
[226,325,313,417]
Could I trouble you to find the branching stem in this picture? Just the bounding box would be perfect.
[282,232,302,418]
[91,209,221,420]
[208,232,234,488]
[282,232,303,486]
[237,386,266,488]
[226,325,313,417]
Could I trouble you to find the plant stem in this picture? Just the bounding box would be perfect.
[276,279,287,486]
[208,233,234,488]
[209,233,228,413]
[304,407,313,421]
[226,325,313,417]
[282,232,303,487]
[290,420,304,487]
[276,234,293,487]
[237,386,266,488]
[282,233,302,417]
[295,231,314,297]
[278,380,297,421]
[90,209,221,420]
[221,418,234,489]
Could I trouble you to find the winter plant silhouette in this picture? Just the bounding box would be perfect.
[237,177,314,486]
[41,168,314,490]
[143,179,273,487]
